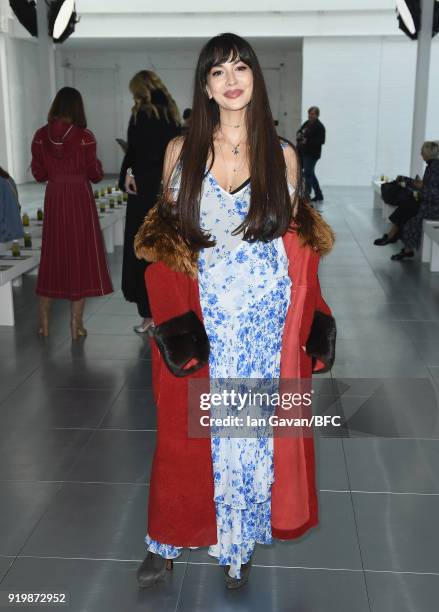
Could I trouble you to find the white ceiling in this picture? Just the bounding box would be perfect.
[61,36,303,53]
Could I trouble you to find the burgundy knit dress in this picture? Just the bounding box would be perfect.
[31,119,113,300]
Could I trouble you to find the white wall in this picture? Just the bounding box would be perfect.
[6,37,46,183]
[57,45,303,174]
[302,36,439,186]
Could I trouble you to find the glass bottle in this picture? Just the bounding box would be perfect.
[22,213,29,227]
[12,240,20,257]
[24,232,32,248]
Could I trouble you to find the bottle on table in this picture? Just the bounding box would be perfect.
[12,240,20,257]
[37,208,44,221]
[24,232,32,248]
[22,213,29,227]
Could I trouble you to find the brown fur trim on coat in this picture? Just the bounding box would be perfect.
[134,200,334,276]
[134,205,198,278]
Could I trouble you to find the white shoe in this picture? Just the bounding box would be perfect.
[133,318,154,334]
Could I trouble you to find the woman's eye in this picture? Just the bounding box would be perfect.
[236,65,247,71]
[211,69,223,77]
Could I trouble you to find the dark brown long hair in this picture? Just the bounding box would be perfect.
[48,87,87,128]
[0,166,9,179]
[167,33,300,250]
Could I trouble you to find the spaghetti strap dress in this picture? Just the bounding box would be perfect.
[146,144,294,579]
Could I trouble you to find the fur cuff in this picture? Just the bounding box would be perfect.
[305,310,336,373]
[134,205,198,278]
[152,311,209,377]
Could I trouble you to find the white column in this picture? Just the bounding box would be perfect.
[36,0,57,117]
[0,32,13,174]
[410,0,435,177]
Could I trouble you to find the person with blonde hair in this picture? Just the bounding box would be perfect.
[119,70,181,332]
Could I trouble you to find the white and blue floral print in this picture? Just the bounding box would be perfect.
[146,153,294,579]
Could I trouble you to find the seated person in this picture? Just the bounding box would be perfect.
[374,177,420,246]
[0,166,23,243]
[391,141,439,261]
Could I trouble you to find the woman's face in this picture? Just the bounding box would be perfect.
[206,57,253,112]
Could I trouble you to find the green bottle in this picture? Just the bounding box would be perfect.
[99,202,106,213]
[37,208,43,221]
[109,198,115,209]
[22,213,30,227]
[24,232,32,248]
[12,240,20,257]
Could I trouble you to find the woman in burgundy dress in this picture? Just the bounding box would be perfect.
[31,87,113,339]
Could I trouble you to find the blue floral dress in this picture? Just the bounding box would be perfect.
[146,156,293,579]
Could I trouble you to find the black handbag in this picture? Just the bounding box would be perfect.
[381,181,408,205]
[150,311,209,377]
[305,311,337,373]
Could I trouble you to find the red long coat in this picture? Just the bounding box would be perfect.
[31,120,113,300]
[144,229,332,546]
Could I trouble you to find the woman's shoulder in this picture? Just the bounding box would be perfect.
[164,136,185,170]
[80,128,97,145]
[32,125,48,143]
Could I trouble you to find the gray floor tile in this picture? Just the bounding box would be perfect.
[53,333,150,361]
[0,482,60,555]
[414,343,439,367]
[21,482,162,561]
[0,557,14,582]
[84,314,141,335]
[178,563,370,612]
[315,437,350,490]
[0,428,93,481]
[1,557,186,612]
[336,382,439,438]
[100,388,157,430]
[401,321,439,343]
[352,492,439,573]
[67,430,155,483]
[23,358,134,390]
[365,570,439,612]
[344,439,439,493]
[0,388,117,429]
[334,319,412,342]
[123,361,153,389]
[95,297,140,316]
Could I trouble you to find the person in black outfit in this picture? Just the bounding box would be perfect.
[296,106,325,202]
[119,70,181,333]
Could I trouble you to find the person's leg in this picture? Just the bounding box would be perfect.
[38,296,51,337]
[133,298,153,334]
[309,158,323,201]
[70,298,87,339]
[137,536,182,588]
[301,155,313,199]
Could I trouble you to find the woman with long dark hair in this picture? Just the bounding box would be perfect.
[134,33,335,589]
[31,87,113,338]
[119,71,181,333]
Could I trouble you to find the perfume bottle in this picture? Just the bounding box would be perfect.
[24,232,32,248]
[22,213,30,227]
[37,208,44,221]
[12,240,20,257]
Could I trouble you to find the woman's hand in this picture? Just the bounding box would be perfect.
[125,170,137,195]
